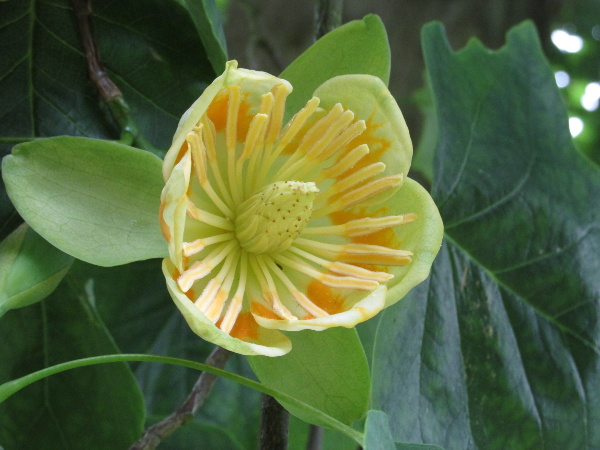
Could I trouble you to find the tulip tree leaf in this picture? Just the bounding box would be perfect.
[248,328,370,427]
[0,0,216,153]
[0,273,145,449]
[280,14,390,121]
[363,410,445,450]
[2,137,167,266]
[371,22,600,448]
[0,223,73,318]
[183,0,228,73]
[363,410,396,450]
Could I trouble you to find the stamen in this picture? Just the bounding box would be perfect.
[306,110,355,158]
[339,175,404,207]
[246,92,275,195]
[204,251,240,321]
[250,255,297,320]
[201,116,234,207]
[295,238,412,266]
[273,103,345,181]
[237,113,269,198]
[186,199,233,230]
[182,232,235,257]
[276,108,356,181]
[313,174,404,219]
[219,253,248,334]
[315,144,369,183]
[316,162,386,204]
[288,245,393,282]
[187,128,208,182]
[177,240,237,292]
[264,84,289,145]
[311,119,367,164]
[258,97,320,184]
[226,86,243,204]
[303,214,416,237]
[264,258,328,318]
[274,253,379,291]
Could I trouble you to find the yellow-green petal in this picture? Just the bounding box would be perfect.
[313,74,412,178]
[163,259,292,356]
[163,60,292,180]
[384,177,444,306]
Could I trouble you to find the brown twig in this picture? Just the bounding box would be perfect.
[71,0,160,154]
[258,394,290,450]
[129,346,232,450]
[307,424,323,450]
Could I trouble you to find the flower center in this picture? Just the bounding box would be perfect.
[235,181,319,254]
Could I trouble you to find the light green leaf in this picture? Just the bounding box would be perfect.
[0,273,145,449]
[281,14,390,121]
[183,0,228,72]
[372,22,600,448]
[248,328,370,427]
[364,410,395,450]
[0,223,72,317]
[2,137,167,266]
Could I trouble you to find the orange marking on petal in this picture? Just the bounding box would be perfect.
[158,202,171,242]
[228,311,259,341]
[251,301,281,320]
[185,288,196,302]
[336,113,390,179]
[207,92,229,132]
[173,141,189,168]
[307,280,346,314]
[207,90,253,142]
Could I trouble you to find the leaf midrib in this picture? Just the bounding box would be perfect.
[444,232,600,355]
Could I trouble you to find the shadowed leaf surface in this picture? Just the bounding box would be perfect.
[372,22,600,449]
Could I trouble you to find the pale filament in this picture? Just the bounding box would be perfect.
[287,245,393,283]
[178,240,237,292]
[303,214,416,238]
[273,252,379,291]
[201,115,234,207]
[264,258,329,318]
[315,144,370,183]
[219,253,248,334]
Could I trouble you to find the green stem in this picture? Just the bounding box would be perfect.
[0,353,364,445]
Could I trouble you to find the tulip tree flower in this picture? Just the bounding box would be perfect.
[160,61,443,357]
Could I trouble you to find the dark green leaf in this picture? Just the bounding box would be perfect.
[0,272,145,449]
[0,223,72,317]
[183,0,228,72]
[3,137,166,266]
[0,0,216,151]
[248,328,370,427]
[155,416,246,450]
[70,260,261,448]
[280,14,390,121]
[372,22,600,448]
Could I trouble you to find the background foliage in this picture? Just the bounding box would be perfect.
[1,1,599,449]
